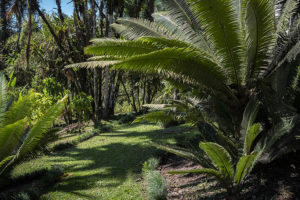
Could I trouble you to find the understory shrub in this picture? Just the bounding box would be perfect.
[118,113,136,124]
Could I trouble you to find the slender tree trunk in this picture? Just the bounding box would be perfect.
[130,81,138,113]
[55,0,64,23]
[0,0,8,42]
[110,71,122,115]
[145,0,155,21]
[99,0,105,37]
[26,0,32,67]
[103,66,111,119]
[121,79,135,112]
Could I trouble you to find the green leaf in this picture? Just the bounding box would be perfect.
[169,168,222,179]
[199,142,234,179]
[244,123,262,155]
[84,39,160,58]
[188,0,243,84]
[17,96,67,157]
[234,152,257,184]
[244,0,275,80]
[0,118,28,160]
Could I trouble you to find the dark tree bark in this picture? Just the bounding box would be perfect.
[55,0,64,23]
[26,0,32,67]
[0,0,8,42]
[145,0,155,21]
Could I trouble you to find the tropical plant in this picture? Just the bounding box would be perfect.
[75,0,300,160]
[0,73,67,175]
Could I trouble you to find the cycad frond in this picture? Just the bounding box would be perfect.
[199,142,234,179]
[65,61,120,69]
[137,36,191,48]
[114,18,171,39]
[244,0,276,80]
[0,118,28,160]
[0,92,34,127]
[114,47,228,95]
[17,96,67,157]
[84,39,160,58]
[188,0,243,84]
[234,152,257,184]
[0,73,7,124]
[152,11,212,51]
[152,142,214,168]
[162,0,200,29]
[87,55,122,61]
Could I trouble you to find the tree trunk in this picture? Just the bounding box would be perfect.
[145,0,155,21]
[102,66,111,119]
[0,0,8,42]
[26,0,32,67]
[55,0,64,23]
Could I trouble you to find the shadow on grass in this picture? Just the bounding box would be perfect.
[39,124,185,198]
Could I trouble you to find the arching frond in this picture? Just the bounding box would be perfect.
[152,11,214,52]
[137,36,191,48]
[87,55,122,61]
[0,118,28,160]
[244,0,276,80]
[65,61,120,69]
[114,47,228,94]
[84,39,161,58]
[0,74,7,124]
[114,18,171,39]
[188,0,243,84]
[161,0,200,30]
[17,96,67,157]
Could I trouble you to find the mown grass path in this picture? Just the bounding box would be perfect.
[11,123,176,200]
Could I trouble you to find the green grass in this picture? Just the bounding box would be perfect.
[11,123,184,200]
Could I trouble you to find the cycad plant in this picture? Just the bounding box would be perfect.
[0,73,67,175]
[71,0,300,138]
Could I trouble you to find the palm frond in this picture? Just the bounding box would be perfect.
[188,0,243,84]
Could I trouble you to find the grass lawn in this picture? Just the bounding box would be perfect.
[11,123,183,200]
